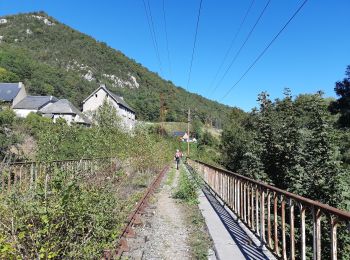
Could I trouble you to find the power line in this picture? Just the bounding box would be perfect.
[162,0,172,78]
[142,0,163,76]
[211,0,271,95]
[207,0,255,92]
[186,0,203,156]
[221,0,309,101]
[186,0,203,91]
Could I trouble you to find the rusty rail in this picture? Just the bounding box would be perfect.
[1,157,118,193]
[103,165,169,259]
[187,158,350,260]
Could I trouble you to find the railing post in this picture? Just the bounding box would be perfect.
[289,199,295,260]
[247,184,251,227]
[251,185,255,231]
[229,176,232,210]
[300,204,306,260]
[267,192,272,249]
[331,216,338,260]
[281,196,287,260]
[313,207,321,260]
[30,162,34,189]
[260,188,266,246]
[244,182,247,223]
[235,178,238,213]
[237,179,241,217]
[274,193,279,256]
[225,173,228,202]
[240,180,244,218]
[256,187,260,235]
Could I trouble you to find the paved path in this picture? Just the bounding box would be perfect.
[183,163,276,260]
[198,184,276,260]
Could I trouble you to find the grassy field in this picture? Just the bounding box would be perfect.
[149,121,222,139]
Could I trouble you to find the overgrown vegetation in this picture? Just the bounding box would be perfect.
[173,165,198,204]
[0,101,177,258]
[173,164,212,259]
[0,163,150,258]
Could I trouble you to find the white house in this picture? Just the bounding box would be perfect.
[82,84,136,130]
[40,99,91,126]
[13,95,58,117]
[0,82,27,107]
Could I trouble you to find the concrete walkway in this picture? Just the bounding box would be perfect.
[198,184,276,260]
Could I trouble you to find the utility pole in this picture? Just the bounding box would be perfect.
[159,93,165,136]
[187,107,191,156]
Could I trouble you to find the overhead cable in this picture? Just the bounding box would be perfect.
[186,0,204,91]
[211,0,271,95]
[142,0,163,75]
[221,0,309,100]
[207,0,255,92]
[162,0,172,78]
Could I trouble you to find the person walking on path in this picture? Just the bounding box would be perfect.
[174,149,182,170]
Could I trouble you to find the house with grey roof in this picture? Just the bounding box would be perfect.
[82,84,136,130]
[40,99,91,126]
[0,82,27,107]
[13,95,58,118]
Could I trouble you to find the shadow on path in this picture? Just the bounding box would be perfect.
[201,185,269,260]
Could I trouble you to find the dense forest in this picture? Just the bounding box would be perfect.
[0,11,232,123]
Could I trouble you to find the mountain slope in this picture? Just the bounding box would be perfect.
[0,12,235,123]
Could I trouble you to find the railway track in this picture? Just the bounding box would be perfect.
[103,165,169,259]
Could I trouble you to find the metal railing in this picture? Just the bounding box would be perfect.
[1,157,119,193]
[187,158,350,260]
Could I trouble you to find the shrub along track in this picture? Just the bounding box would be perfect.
[0,158,167,259]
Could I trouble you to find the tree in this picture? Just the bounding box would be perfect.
[0,67,19,82]
[198,130,217,148]
[329,65,350,128]
[0,108,17,160]
[93,100,121,129]
[191,118,203,139]
[220,108,251,173]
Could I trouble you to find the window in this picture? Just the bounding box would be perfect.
[95,94,97,97]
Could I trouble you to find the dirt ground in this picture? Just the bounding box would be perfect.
[123,166,191,260]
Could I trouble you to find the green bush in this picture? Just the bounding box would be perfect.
[0,169,125,258]
[0,108,16,125]
[173,166,198,204]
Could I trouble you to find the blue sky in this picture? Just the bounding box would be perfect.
[0,0,349,111]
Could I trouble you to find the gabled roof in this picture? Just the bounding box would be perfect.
[40,99,91,124]
[83,84,135,113]
[13,96,58,109]
[0,82,23,102]
[40,99,81,114]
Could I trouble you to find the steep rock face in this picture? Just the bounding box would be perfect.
[0,12,233,123]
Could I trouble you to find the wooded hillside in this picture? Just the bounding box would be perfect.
[0,12,233,123]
